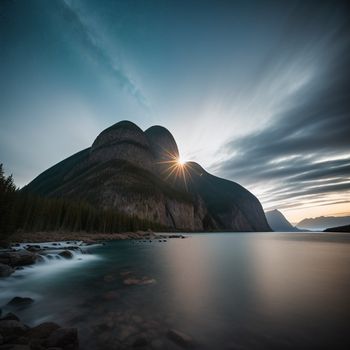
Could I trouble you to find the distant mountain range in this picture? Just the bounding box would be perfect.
[23,121,271,232]
[265,209,301,232]
[297,216,350,231]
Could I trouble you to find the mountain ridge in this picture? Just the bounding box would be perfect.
[265,209,301,232]
[297,215,350,231]
[23,120,271,232]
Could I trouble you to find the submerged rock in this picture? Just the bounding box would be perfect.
[26,322,60,339]
[58,250,74,259]
[167,329,194,349]
[132,335,150,347]
[123,277,156,286]
[7,297,34,308]
[0,320,27,338]
[0,345,31,350]
[0,313,20,321]
[0,263,14,277]
[0,313,79,350]
[46,327,79,349]
[103,275,115,283]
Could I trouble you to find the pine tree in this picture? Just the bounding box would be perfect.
[0,163,17,239]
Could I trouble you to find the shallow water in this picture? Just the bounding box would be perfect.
[1,232,350,349]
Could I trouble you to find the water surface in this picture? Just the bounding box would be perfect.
[1,232,350,349]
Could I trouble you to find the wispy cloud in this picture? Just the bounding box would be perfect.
[213,3,350,215]
[61,0,149,108]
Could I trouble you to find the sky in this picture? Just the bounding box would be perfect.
[1,0,349,223]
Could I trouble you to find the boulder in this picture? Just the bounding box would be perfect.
[46,328,78,349]
[7,297,34,308]
[0,320,27,337]
[0,345,31,350]
[25,245,41,252]
[58,251,73,259]
[0,250,36,267]
[0,313,20,321]
[26,322,60,339]
[132,336,149,347]
[0,263,14,277]
[167,329,194,349]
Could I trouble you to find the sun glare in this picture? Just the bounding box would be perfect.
[178,157,186,166]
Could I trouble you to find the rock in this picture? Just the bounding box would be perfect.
[7,297,34,308]
[0,320,27,337]
[150,339,164,349]
[0,263,14,277]
[13,336,30,345]
[120,271,133,277]
[167,329,194,349]
[131,315,143,324]
[103,275,115,283]
[0,250,36,267]
[102,291,119,300]
[0,313,20,321]
[0,345,31,350]
[118,325,138,341]
[46,328,78,349]
[132,336,149,347]
[123,277,156,286]
[26,245,41,252]
[58,251,73,259]
[26,322,60,339]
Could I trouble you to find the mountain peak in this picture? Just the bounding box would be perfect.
[24,120,271,232]
[145,125,179,161]
[265,209,300,232]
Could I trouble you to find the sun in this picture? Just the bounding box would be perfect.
[177,156,186,166]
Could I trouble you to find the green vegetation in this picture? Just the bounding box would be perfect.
[0,163,165,240]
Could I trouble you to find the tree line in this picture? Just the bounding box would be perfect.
[0,164,164,240]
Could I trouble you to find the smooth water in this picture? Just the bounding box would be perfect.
[1,232,350,349]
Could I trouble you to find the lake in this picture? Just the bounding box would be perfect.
[1,232,350,349]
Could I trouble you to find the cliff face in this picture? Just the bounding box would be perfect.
[23,120,270,232]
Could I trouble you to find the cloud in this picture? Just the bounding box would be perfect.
[61,0,150,108]
[213,3,350,212]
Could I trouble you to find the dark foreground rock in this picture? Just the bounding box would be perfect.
[0,263,14,278]
[167,329,194,349]
[7,298,34,308]
[46,327,78,348]
[0,250,36,267]
[58,250,74,259]
[0,313,79,350]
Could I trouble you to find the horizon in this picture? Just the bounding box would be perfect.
[1,0,350,223]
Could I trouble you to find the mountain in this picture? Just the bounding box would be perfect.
[297,216,350,231]
[23,120,271,232]
[324,225,350,233]
[265,209,301,232]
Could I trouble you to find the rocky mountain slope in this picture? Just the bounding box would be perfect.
[324,225,350,233]
[265,209,301,232]
[23,121,271,232]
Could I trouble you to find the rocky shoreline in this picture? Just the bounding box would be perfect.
[3,230,186,245]
[0,310,79,350]
[0,233,189,349]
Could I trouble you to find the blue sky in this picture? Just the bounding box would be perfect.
[1,0,349,222]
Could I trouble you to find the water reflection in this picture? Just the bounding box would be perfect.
[1,233,350,349]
